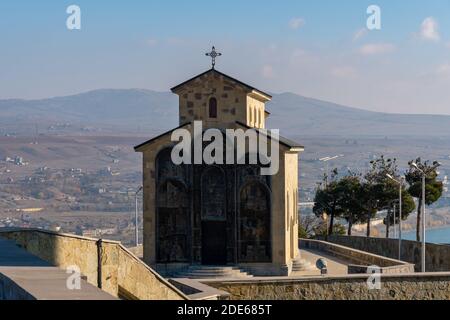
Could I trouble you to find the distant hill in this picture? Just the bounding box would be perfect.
[1,89,450,137]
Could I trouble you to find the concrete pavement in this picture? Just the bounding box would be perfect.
[0,237,116,300]
[290,248,350,277]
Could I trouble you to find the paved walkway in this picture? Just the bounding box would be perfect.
[292,248,349,276]
[0,238,115,300]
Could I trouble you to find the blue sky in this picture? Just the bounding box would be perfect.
[0,0,449,114]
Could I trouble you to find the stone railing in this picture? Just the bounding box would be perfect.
[0,228,187,300]
[203,273,450,300]
[320,235,450,272]
[301,239,415,274]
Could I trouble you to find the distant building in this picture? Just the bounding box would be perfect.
[14,156,24,166]
[16,208,44,213]
[82,228,117,238]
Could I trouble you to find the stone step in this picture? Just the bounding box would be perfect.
[176,273,252,279]
[173,265,253,279]
[187,266,241,272]
[185,268,242,273]
[177,272,247,276]
[292,258,315,272]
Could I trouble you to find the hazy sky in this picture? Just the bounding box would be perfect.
[1,0,449,114]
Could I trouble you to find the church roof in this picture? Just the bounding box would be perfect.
[235,121,304,151]
[134,123,190,152]
[134,121,304,152]
[170,68,272,100]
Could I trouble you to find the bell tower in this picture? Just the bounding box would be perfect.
[170,47,272,130]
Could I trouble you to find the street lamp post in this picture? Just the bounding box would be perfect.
[386,174,404,261]
[409,161,440,272]
[409,163,426,272]
[319,155,344,187]
[399,182,402,259]
[135,186,143,247]
[393,203,396,239]
[421,171,426,272]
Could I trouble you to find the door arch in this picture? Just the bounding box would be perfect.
[201,166,227,265]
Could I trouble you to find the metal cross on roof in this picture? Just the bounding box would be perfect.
[205,46,222,69]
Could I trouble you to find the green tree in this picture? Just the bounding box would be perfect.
[367,157,413,238]
[383,189,416,238]
[313,169,344,235]
[362,156,397,237]
[336,172,366,235]
[405,158,443,241]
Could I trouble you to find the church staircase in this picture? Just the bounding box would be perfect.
[291,258,316,272]
[173,265,253,279]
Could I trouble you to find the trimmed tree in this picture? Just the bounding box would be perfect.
[363,156,397,237]
[337,173,366,236]
[383,189,416,237]
[405,158,443,241]
[313,169,344,236]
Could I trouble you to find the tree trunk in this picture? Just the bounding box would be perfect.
[328,211,335,236]
[348,216,353,236]
[366,212,371,237]
[416,196,422,242]
[386,209,391,239]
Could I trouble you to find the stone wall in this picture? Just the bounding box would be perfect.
[176,71,249,129]
[321,235,450,272]
[173,70,270,130]
[301,239,415,274]
[0,229,186,300]
[204,273,450,300]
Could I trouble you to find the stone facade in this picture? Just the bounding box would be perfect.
[135,68,303,276]
[173,69,271,130]
[203,273,450,300]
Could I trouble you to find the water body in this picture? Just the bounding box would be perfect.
[402,226,450,244]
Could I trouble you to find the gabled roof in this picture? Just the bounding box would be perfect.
[170,68,272,100]
[134,121,304,153]
[134,123,190,152]
[235,121,304,151]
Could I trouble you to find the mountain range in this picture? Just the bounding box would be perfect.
[1,89,450,138]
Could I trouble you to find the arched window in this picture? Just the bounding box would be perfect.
[155,147,190,263]
[209,98,217,118]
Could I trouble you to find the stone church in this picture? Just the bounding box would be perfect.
[134,50,304,276]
